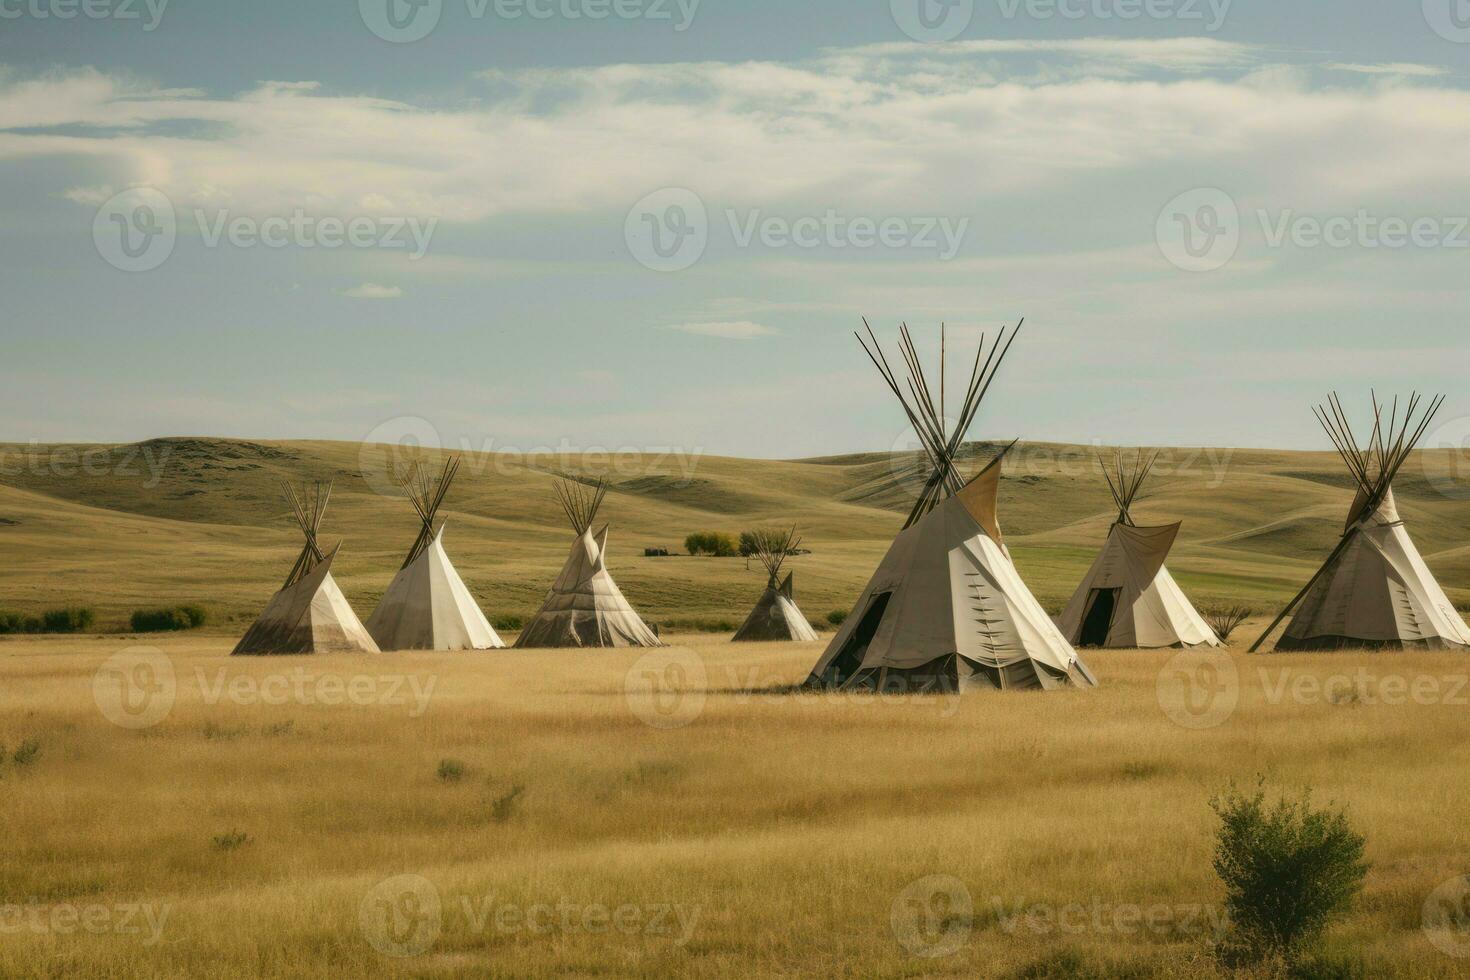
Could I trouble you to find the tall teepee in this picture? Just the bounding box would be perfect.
[732,525,819,642]
[365,457,504,651]
[233,481,380,655]
[514,478,662,649]
[806,320,1095,693]
[1055,451,1219,649]
[1253,393,1470,652]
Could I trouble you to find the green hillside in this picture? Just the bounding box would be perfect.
[1,438,1467,631]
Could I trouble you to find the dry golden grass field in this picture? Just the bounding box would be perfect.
[3,632,1470,978]
[3,439,1470,977]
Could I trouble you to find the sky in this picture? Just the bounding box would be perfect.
[2,0,1469,460]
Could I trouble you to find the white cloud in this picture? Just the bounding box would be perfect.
[1325,62,1448,77]
[668,321,778,340]
[340,283,402,299]
[0,42,1465,234]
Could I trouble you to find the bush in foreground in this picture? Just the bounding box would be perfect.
[826,609,848,627]
[1211,780,1368,967]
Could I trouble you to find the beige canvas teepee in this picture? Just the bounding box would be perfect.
[233,481,380,656]
[1055,451,1219,649]
[514,479,662,649]
[366,458,504,651]
[732,525,818,642]
[805,321,1095,693]
[1254,393,1470,652]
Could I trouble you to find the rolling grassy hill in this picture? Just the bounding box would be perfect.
[1,437,1467,632]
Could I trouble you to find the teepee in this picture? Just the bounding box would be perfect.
[732,525,819,642]
[806,320,1095,693]
[365,458,504,651]
[1253,393,1470,652]
[514,479,662,649]
[1055,451,1219,649]
[233,481,380,655]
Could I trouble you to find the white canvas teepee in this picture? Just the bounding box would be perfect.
[366,458,504,651]
[1055,452,1219,649]
[732,525,819,643]
[514,479,662,649]
[1255,393,1470,652]
[233,482,380,656]
[806,321,1095,693]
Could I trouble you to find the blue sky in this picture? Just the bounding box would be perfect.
[2,1,1468,458]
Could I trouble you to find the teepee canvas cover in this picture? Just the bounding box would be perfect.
[366,458,504,651]
[806,321,1094,693]
[514,479,662,649]
[1056,452,1219,649]
[1254,393,1470,652]
[233,482,380,656]
[732,526,819,642]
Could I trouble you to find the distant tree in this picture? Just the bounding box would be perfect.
[685,532,737,557]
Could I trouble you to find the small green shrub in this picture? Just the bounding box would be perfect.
[0,611,24,635]
[491,615,523,631]
[11,740,39,767]
[685,532,737,557]
[41,607,94,633]
[1211,780,1369,966]
[438,759,466,783]
[211,830,253,852]
[826,609,848,626]
[491,784,525,823]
